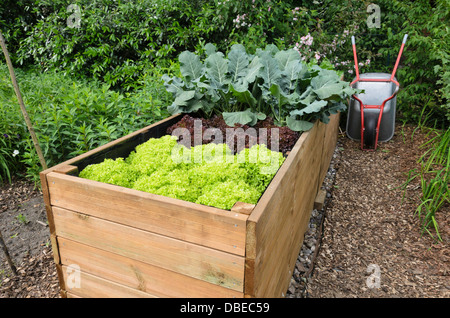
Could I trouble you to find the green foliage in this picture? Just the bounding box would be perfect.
[0,64,170,184]
[415,127,449,241]
[0,0,37,65]
[12,0,233,89]
[0,136,13,184]
[213,0,319,53]
[79,135,285,210]
[163,43,357,131]
[303,0,449,127]
[371,0,449,127]
[401,126,449,241]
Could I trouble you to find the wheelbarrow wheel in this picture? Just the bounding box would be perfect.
[363,117,377,148]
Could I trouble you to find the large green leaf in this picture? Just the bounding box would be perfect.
[162,74,185,97]
[173,90,196,106]
[244,55,262,84]
[275,49,300,70]
[269,83,301,108]
[286,116,314,132]
[230,84,257,108]
[204,43,217,56]
[283,60,307,92]
[310,69,347,100]
[205,52,230,89]
[222,108,265,127]
[228,47,249,84]
[179,51,204,83]
[168,90,205,115]
[290,100,328,117]
[258,52,282,88]
[298,86,317,105]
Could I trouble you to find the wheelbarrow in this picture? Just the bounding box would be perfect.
[346,34,408,151]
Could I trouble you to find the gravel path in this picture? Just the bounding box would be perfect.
[288,125,449,298]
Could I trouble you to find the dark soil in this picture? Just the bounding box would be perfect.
[0,121,448,298]
[166,114,300,156]
[0,179,59,298]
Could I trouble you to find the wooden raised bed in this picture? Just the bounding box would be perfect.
[40,112,340,298]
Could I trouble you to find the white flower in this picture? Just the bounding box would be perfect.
[12,150,19,157]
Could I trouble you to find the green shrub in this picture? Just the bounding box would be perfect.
[0,64,170,184]
[212,0,318,54]
[13,0,232,89]
[7,0,322,90]
[303,0,449,127]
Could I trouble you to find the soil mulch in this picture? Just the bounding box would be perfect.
[0,122,448,298]
[306,124,449,298]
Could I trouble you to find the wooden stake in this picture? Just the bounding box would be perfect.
[0,30,47,171]
[0,229,17,276]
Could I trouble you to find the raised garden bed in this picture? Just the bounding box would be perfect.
[40,111,340,298]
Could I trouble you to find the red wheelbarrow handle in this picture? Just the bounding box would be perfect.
[351,34,408,82]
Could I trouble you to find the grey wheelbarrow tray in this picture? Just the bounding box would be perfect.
[346,34,408,151]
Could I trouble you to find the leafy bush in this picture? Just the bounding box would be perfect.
[303,0,449,127]
[79,135,285,210]
[213,0,319,53]
[0,64,170,183]
[13,0,233,89]
[0,0,37,65]
[7,0,322,90]
[162,43,357,131]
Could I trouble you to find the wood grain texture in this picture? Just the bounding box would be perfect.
[47,172,247,256]
[58,237,243,298]
[61,265,156,298]
[244,114,340,297]
[40,113,340,298]
[52,206,245,291]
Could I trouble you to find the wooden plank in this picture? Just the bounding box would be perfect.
[58,237,243,298]
[314,189,327,211]
[61,265,156,298]
[245,117,335,297]
[38,114,183,298]
[52,206,245,292]
[231,202,255,215]
[53,165,78,175]
[47,172,248,256]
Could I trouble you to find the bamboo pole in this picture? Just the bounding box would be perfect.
[0,30,47,170]
[0,229,17,276]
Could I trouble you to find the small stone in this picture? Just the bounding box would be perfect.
[288,285,296,294]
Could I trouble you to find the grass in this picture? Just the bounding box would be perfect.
[402,126,449,241]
